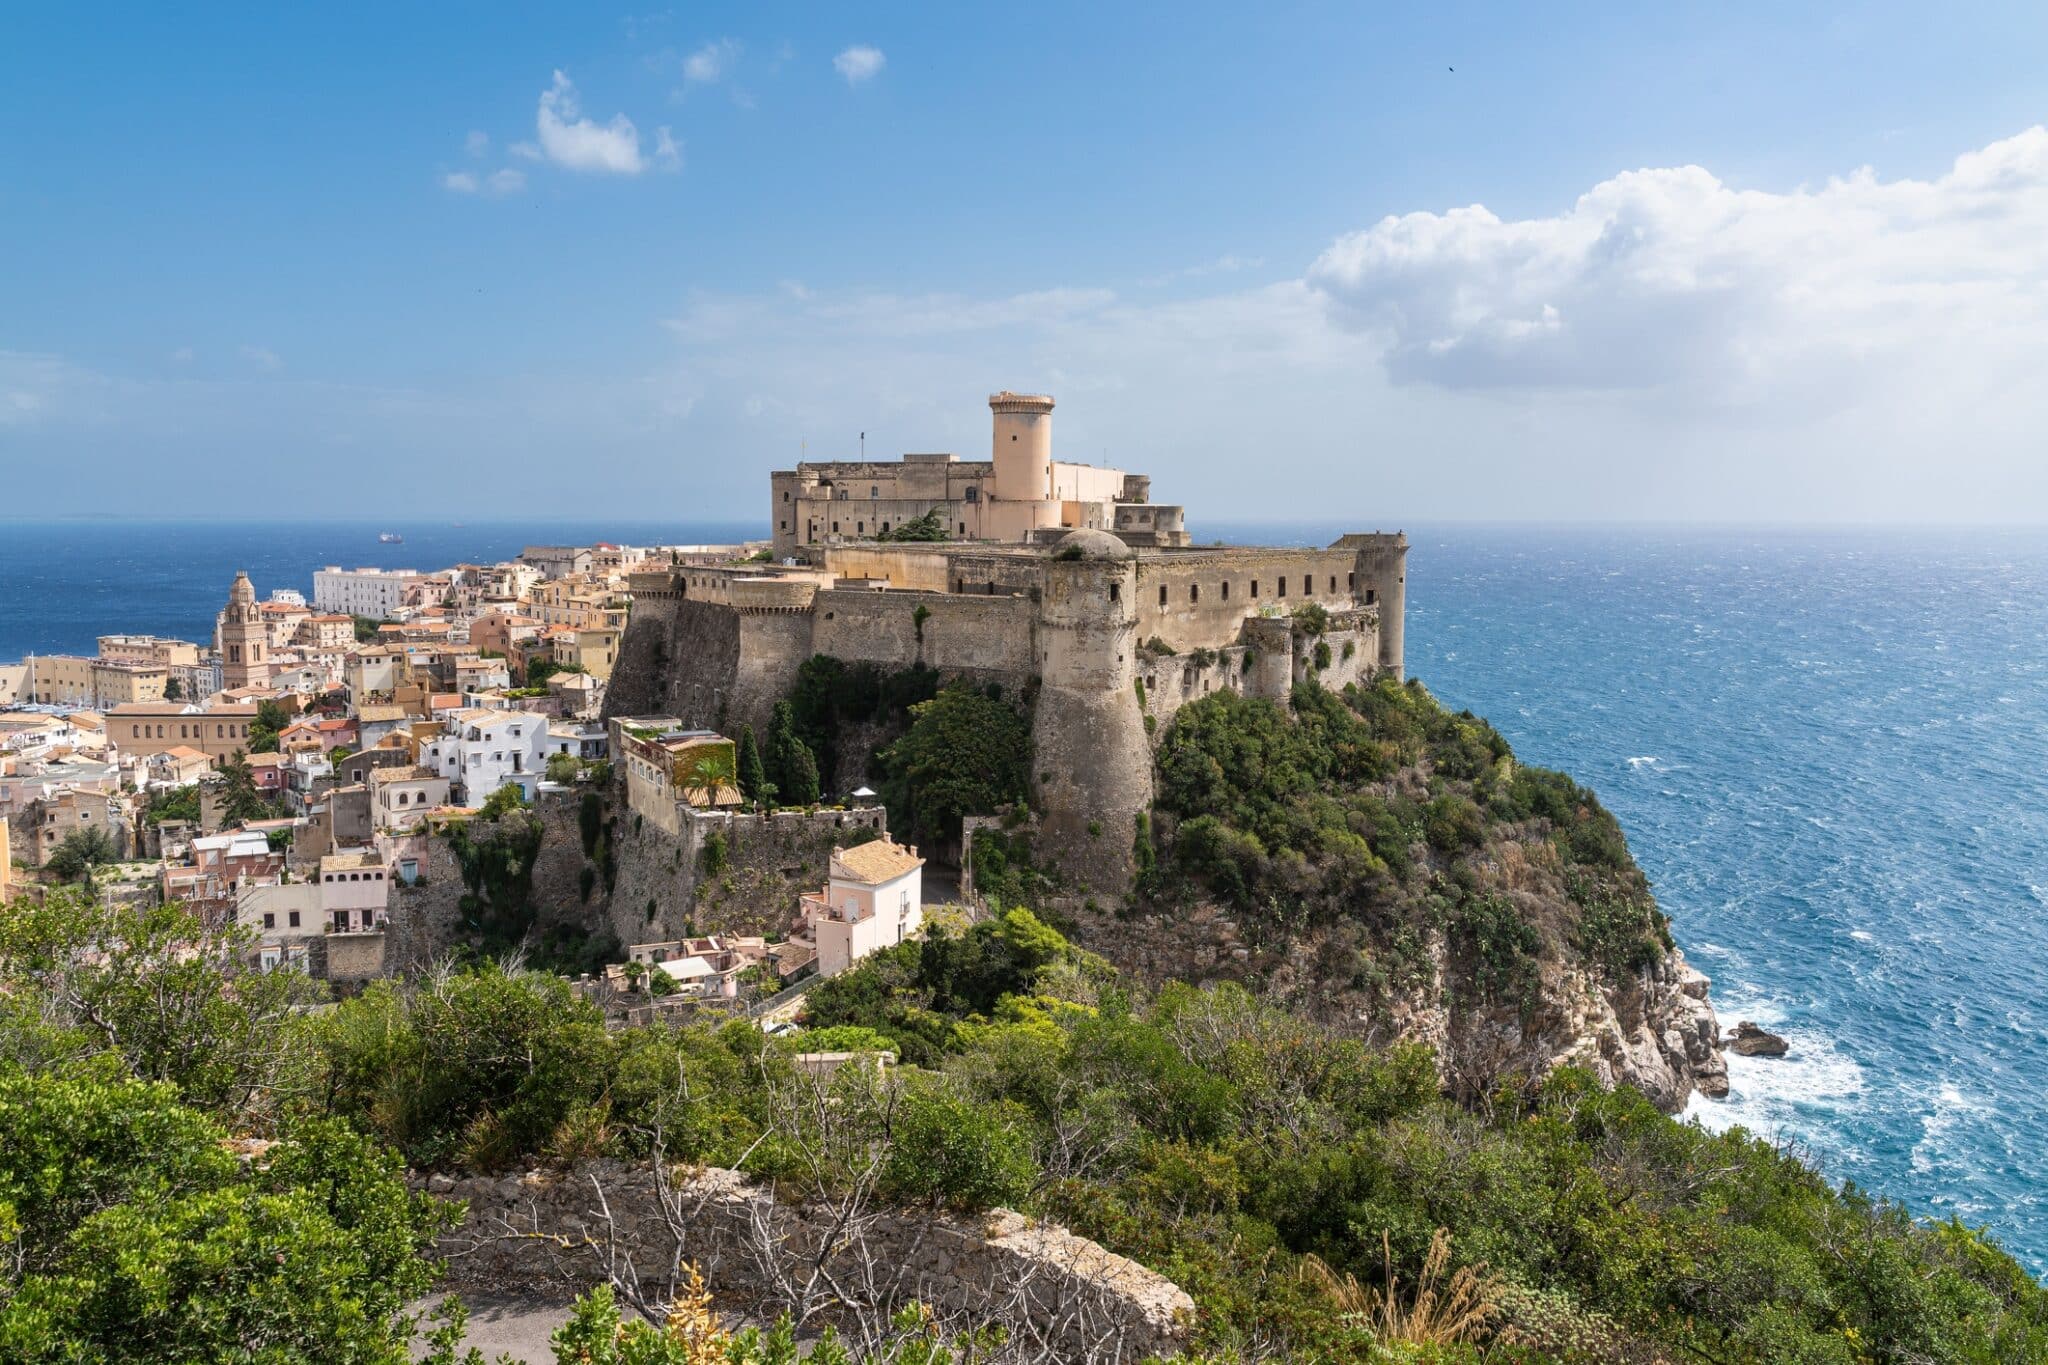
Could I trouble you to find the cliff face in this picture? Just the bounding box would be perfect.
[1087,675,1729,1112]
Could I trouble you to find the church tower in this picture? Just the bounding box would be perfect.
[218,571,266,689]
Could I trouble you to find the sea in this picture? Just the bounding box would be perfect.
[3,517,2046,1275]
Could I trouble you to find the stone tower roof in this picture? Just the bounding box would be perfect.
[988,391,1055,414]
[1049,528,1133,561]
[229,571,255,604]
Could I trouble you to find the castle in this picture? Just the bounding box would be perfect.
[613,391,1406,887]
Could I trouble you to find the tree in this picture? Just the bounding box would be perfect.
[0,890,318,1119]
[765,702,821,806]
[736,724,768,808]
[546,751,583,784]
[247,698,295,754]
[143,784,201,827]
[213,750,275,826]
[43,826,117,890]
[477,781,529,820]
[681,747,736,807]
[877,685,1029,847]
[0,1071,456,1363]
[162,676,183,701]
[875,507,950,543]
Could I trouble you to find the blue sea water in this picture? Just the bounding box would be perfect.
[4,518,2047,1273]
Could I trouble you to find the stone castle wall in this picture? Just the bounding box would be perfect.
[609,534,1406,895]
[430,1159,1193,1361]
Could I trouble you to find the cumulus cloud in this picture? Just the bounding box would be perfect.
[534,70,654,174]
[833,45,885,85]
[1307,127,2048,404]
[238,345,283,372]
[464,129,489,158]
[682,38,739,84]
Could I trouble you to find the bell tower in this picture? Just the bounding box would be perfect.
[219,571,266,689]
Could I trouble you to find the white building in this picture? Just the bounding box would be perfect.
[313,566,421,619]
[368,765,451,830]
[421,708,548,805]
[802,838,926,978]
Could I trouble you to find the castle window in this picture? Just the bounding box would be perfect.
[1330,576,1338,593]
[880,522,890,534]
[779,521,786,531]
[870,486,878,498]
[1365,589,1377,605]
[1348,572,1356,591]
[1159,585,1168,607]
[1221,581,1229,600]
[833,522,840,533]
[1109,583,1120,603]
[1190,584,1199,603]
[958,522,966,535]
[1251,580,1260,598]
[783,490,790,501]
[856,522,864,534]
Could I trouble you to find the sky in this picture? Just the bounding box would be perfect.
[4,2,2048,523]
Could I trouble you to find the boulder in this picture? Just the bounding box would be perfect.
[1727,1020,1790,1057]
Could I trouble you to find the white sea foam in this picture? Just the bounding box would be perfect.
[1626,755,1659,769]
[1686,1023,1866,1141]
[1849,929,1875,942]
[1911,1084,1988,1175]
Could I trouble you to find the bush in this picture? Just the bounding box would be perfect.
[881,1084,1036,1211]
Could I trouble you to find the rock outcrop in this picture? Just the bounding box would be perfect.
[1066,896,1727,1113]
[1727,1020,1790,1057]
[428,1160,1193,1362]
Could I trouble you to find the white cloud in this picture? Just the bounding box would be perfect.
[464,129,489,158]
[534,70,651,174]
[1307,126,2048,407]
[238,345,283,372]
[682,38,739,84]
[653,126,681,172]
[22,126,2048,523]
[442,167,525,196]
[833,45,885,85]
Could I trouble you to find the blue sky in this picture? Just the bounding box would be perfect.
[5,3,2048,522]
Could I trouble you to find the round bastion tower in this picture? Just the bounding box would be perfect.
[1031,528,1153,890]
[989,391,1055,503]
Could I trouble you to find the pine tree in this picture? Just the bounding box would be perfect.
[736,725,767,808]
[765,702,821,806]
[214,750,274,826]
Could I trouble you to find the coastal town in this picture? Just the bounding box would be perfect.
[0,534,929,1011]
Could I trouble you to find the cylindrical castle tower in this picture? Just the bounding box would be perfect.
[1352,534,1408,679]
[990,392,1054,503]
[1031,528,1152,891]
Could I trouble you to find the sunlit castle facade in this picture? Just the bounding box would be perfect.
[769,392,1190,559]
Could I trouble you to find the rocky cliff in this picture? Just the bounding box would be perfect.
[1031,675,1729,1112]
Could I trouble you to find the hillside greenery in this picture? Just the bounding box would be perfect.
[1150,678,1670,1011]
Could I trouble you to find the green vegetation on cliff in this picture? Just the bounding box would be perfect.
[1150,677,1670,1012]
[1,888,2042,1361]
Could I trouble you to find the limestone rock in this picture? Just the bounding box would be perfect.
[1727,1020,1790,1057]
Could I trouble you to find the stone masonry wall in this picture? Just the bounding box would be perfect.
[430,1160,1193,1362]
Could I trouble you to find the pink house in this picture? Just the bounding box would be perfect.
[801,838,926,977]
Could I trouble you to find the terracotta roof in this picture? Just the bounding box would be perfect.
[356,705,407,722]
[829,838,925,886]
